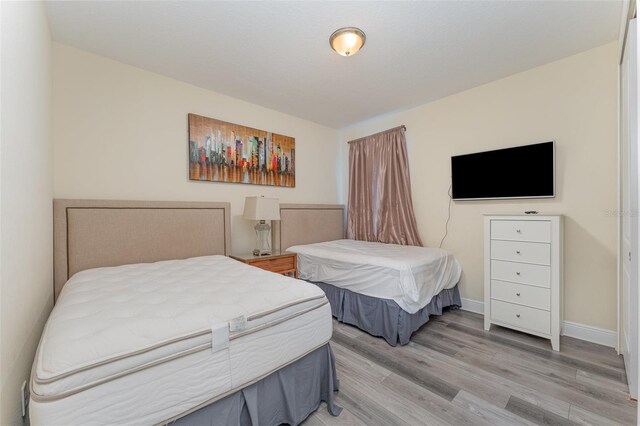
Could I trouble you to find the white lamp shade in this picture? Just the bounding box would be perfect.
[243,196,280,221]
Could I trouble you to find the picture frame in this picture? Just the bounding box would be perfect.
[188,113,295,187]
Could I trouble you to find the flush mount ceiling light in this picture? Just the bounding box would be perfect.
[329,27,366,57]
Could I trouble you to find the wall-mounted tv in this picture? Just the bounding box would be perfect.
[451,141,555,200]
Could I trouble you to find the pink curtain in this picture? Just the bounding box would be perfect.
[346,126,423,246]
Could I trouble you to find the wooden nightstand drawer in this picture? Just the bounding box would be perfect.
[250,256,295,273]
[230,252,298,278]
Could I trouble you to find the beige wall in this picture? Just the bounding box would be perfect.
[341,42,618,331]
[53,40,618,331]
[1,2,53,425]
[52,44,341,255]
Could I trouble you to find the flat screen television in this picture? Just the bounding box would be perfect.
[451,141,555,200]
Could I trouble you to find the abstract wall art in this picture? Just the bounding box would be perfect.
[188,113,295,187]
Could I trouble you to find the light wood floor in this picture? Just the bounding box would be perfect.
[304,309,637,426]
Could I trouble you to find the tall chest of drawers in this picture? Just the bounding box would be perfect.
[484,215,563,351]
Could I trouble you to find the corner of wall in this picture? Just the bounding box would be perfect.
[1,1,54,424]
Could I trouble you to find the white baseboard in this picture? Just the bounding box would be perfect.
[459,298,617,348]
[562,321,618,348]
[460,298,484,314]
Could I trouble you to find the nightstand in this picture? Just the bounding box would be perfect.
[230,251,298,278]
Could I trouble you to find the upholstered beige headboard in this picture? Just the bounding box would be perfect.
[272,203,345,252]
[53,199,231,301]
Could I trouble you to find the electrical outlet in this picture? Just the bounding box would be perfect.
[21,380,29,417]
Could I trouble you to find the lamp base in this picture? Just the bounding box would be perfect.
[253,220,272,256]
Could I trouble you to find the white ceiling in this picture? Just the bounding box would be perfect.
[45,1,622,129]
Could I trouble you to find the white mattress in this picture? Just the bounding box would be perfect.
[30,255,332,425]
[287,239,462,314]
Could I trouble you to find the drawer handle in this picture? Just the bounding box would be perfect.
[516,314,521,318]
[516,250,521,255]
[516,229,522,233]
[516,293,521,297]
[516,272,521,275]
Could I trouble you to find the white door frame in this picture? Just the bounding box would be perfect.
[618,0,640,406]
[619,0,636,358]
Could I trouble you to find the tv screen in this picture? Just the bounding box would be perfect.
[451,141,555,200]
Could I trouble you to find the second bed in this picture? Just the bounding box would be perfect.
[274,205,462,346]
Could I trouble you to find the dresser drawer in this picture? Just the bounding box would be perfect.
[491,280,550,310]
[491,260,550,287]
[491,299,550,335]
[491,220,551,243]
[490,240,550,265]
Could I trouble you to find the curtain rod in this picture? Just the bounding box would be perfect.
[347,125,406,144]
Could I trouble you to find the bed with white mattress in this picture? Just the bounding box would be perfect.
[273,204,462,346]
[285,236,462,345]
[289,239,462,314]
[31,200,341,426]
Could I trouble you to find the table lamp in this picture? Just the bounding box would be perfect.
[243,196,280,256]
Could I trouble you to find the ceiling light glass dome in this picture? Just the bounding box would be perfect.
[330,27,366,57]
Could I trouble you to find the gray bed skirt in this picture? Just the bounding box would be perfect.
[169,343,341,426]
[313,282,462,346]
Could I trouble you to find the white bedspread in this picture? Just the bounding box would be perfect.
[287,239,462,313]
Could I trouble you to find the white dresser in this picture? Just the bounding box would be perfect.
[484,215,563,351]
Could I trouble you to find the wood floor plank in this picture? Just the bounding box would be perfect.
[333,335,452,426]
[426,323,579,382]
[399,342,511,408]
[446,321,627,383]
[381,373,492,426]
[332,321,362,339]
[424,322,621,391]
[333,389,409,426]
[408,330,459,356]
[302,412,328,426]
[453,350,636,425]
[568,404,627,426]
[456,344,628,408]
[412,325,498,358]
[406,341,571,418]
[452,390,537,426]
[505,396,577,426]
[331,341,392,383]
[430,309,488,330]
[343,321,511,409]
[337,362,450,426]
[436,310,556,351]
[576,370,630,396]
[442,310,625,370]
[468,349,628,411]
[491,350,578,383]
[424,318,547,356]
[304,310,635,425]
[331,329,460,401]
[310,406,367,426]
[561,336,626,370]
